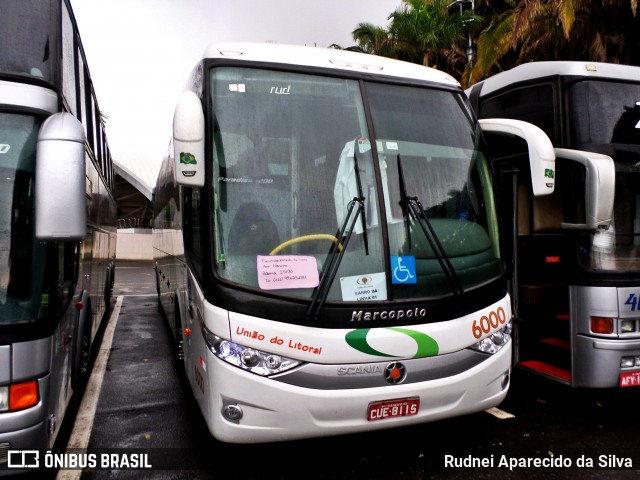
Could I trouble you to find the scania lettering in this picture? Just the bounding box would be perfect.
[468,61,640,388]
[0,0,117,473]
[337,365,384,376]
[153,42,558,443]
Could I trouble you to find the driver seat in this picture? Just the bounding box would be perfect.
[227,202,280,256]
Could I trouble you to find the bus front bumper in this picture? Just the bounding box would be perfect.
[199,343,511,444]
[574,335,640,388]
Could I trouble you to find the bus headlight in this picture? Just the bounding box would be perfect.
[0,386,8,411]
[470,322,512,354]
[620,320,637,333]
[203,328,302,376]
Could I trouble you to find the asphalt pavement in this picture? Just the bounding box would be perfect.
[30,260,640,480]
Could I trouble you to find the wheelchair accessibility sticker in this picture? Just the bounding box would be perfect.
[391,256,417,284]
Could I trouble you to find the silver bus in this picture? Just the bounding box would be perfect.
[468,61,640,388]
[0,0,117,472]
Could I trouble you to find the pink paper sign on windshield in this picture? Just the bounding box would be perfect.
[257,255,320,290]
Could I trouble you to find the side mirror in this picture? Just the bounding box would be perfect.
[555,148,615,231]
[479,118,556,196]
[35,112,86,241]
[173,90,205,187]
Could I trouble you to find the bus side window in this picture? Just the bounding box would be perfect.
[183,187,203,279]
[56,242,78,314]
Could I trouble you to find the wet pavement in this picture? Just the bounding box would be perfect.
[31,260,640,480]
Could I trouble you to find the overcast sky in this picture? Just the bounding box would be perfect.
[70,0,402,182]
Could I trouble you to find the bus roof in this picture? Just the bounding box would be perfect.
[200,42,460,87]
[473,61,640,96]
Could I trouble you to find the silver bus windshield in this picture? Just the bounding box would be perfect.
[0,0,56,83]
[210,66,502,302]
[569,80,640,273]
[0,112,47,322]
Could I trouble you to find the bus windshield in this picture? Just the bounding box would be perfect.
[0,112,47,323]
[0,0,56,83]
[209,66,502,302]
[569,80,640,273]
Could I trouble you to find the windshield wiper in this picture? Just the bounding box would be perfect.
[352,140,370,255]
[397,152,413,249]
[305,138,371,321]
[305,196,365,321]
[396,154,464,296]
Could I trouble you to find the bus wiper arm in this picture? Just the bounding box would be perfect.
[396,154,464,296]
[397,151,412,248]
[352,139,369,255]
[306,196,365,321]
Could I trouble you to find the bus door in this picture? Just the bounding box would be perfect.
[484,126,615,384]
[514,163,573,382]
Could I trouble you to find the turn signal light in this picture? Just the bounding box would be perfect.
[591,316,614,334]
[9,380,39,411]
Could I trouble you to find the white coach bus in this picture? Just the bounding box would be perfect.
[468,61,640,388]
[153,42,558,443]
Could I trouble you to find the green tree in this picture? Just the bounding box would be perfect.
[467,0,640,85]
[346,0,479,77]
[341,0,640,88]
[350,22,397,56]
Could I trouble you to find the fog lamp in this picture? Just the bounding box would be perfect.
[222,404,243,422]
[621,356,635,368]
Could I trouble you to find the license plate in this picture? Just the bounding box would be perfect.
[620,371,640,387]
[367,397,420,421]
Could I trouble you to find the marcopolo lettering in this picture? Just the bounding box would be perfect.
[351,307,427,322]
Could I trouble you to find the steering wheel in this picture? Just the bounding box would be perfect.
[269,234,342,255]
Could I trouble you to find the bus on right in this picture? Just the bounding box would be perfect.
[468,61,640,388]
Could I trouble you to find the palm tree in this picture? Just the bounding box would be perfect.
[351,22,397,57]
[467,0,640,86]
[347,0,479,77]
[343,0,640,88]
[388,0,480,71]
